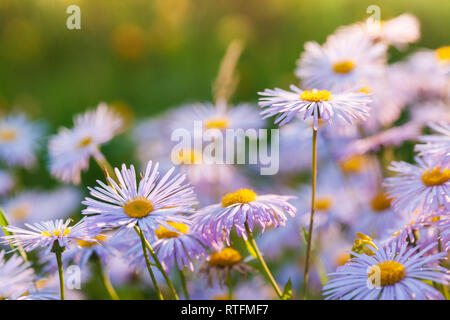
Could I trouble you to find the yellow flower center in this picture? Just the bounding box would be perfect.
[314,197,333,211]
[370,192,392,212]
[332,60,356,74]
[10,204,31,221]
[155,221,189,239]
[221,189,257,207]
[339,155,365,174]
[204,117,230,130]
[368,260,406,286]
[75,234,107,248]
[41,228,71,237]
[0,128,17,142]
[421,167,450,186]
[123,197,153,218]
[359,86,372,94]
[300,90,332,102]
[76,136,93,149]
[175,149,202,164]
[208,248,242,267]
[436,46,450,62]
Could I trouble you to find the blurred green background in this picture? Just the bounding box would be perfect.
[0,0,449,186]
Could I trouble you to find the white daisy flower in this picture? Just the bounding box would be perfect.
[258,85,372,129]
[82,161,197,239]
[384,156,450,214]
[48,103,122,185]
[2,187,81,226]
[1,218,98,254]
[296,30,387,91]
[0,114,44,168]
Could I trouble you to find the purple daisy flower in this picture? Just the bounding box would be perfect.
[415,121,450,166]
[192,188,296,245]
[258,85,372,129]
[125,221,206,272]
[384,156,450,214]
[323,241,449,300]
[82,161,197,240]
[1,218,97,254]
[0,250,36,299]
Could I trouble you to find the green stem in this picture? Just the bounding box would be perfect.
[135,226,180,300]
[227,273,233,300]
[93,149,119,185]
[136,226,164,300]
[93,254,120,300]
[245,222,282,299]
[178,266,190,300]
[52,242,65,300]
[302,127,317,300]
[0,207,28,262]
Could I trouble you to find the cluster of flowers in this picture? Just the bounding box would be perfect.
[0,13,448,300]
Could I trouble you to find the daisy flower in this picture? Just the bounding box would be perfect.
[295,30,387,91]
[415,121,450,165]
[125,221,206,272]
[48,103,122,185]
[0,169,15,196]
[258,85,371,129]
[323,241,449,300]
[1,218,98,254]
[384,156,450,213]
[0,114,43,168]
[82,161,197,239]
[193,188,296,245]
[2,187,81,226]
[0,250,36,300]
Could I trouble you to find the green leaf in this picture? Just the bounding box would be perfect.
[302,227,309,244]
[245,240,257,258]
[281,278,292,300]
[0,207,28,261]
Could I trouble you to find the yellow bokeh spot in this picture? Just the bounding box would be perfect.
[204,117,230,130]
[436,46,450,62]
[123,197,153,218]
[111,24,145,60]
[10,204,31,221]
[300,90,331,102]
[0,127,17,142]
[339,155,366,174]
[76,136,92,149]
[421,167,450,186]
[208,248,242,267]
[335,251,351,266]
[332,60,356,74]
[221,189,257,207]
[155,221,189,239]
[370,192,392,212]
[176,149,202,164]
[314,197,333,211]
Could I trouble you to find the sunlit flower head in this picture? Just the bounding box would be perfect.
[125,221,206,272]
[193,188,296,245]
[258,85,371,129]
[2,187,81,226]
[82,161,197,239]
[384,156,450,214]
[323,241,449,300]
[296,30,387,91]
[48,103,122,185]
[415,121,450,166]
[1,218,98,254]
[0,251,36,300]
[0,114,43,168]
[200,247,254,287]
[337,14,420,50]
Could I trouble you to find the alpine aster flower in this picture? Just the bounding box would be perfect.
[323,241,449,300]
[258,85,371,129]
[415,121,450,165]
[48,103,122,184]
[296,30,387,91]
[0,114,43,168]
[384,157,450,213]
[125,221,206,272]
[1,218,98,254]
[82,161,197,239]
[0,250,36,300]
[193,188,296,245]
